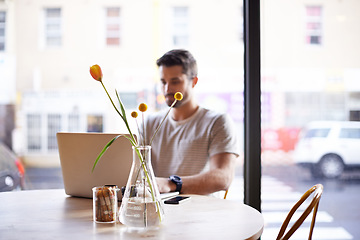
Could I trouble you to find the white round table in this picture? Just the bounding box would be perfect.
[0,189,264,240]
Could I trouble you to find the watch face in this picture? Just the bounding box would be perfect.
[171,175,181,182]
[170,175,182,192]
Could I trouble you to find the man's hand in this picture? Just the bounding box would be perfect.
[156,177,176,193]
[156,152,237,195]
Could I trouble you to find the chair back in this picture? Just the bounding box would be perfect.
[276,184,323,240]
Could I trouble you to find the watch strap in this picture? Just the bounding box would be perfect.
[169,175,182,193]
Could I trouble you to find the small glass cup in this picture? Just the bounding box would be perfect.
[92,185,119,223]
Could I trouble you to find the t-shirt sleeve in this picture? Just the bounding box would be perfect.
[208,113,241,158]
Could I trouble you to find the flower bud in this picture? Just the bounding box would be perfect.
[174,92,183,101]
[131,111,138,118]
[138,103,148,112]
[90,64,103,82]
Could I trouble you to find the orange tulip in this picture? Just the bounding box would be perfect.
[90,64,103,82]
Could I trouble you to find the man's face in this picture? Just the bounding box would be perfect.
[159,65,195,107]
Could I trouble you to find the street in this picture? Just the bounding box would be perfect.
[23,165,360,240]
[259,165,360,240]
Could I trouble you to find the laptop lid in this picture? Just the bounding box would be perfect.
[57,132,133,199]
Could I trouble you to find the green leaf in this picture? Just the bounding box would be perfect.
[92,135,120,172]
[116,90,127,121]
[92,134,137,173]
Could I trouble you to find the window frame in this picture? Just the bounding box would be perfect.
[305,5,323,46]
[105,7,121,47]
[0,11,6,51]
[172,6,189,47]
[243,0,261,211]
[43,7,62,48]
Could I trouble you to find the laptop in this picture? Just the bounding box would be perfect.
[57,132,133,199]
[57,132,179,200]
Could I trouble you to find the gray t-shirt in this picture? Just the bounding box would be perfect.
[143,107,240,177]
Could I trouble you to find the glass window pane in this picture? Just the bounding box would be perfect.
[172,7,189,47]
[87,115,103,133]
[262,0,359,239]
[304,128,330,138]
[68,113,80,132]
[105,7,121,46]
[0,11,6,51]
[14,0,245,209]
[339,128,360,139]
[45,8,62,47]
[47,114,61,150]
[27,114,42,151]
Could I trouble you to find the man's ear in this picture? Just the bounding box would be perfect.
[192,76,198,88]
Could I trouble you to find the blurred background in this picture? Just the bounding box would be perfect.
[1,0,359,239]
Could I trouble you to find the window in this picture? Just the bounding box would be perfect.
[0,11,5,51]
[47,114,61,150]
[339,128,360,139]
[87,115,103,132]
[172,7,189,46]
[27,114,42,151]
[45,8,62,47]
[304,128,330,138]
[350,110,360,121]
[105,7,121,46]
[68,113,80,132]
[305,6,322,45]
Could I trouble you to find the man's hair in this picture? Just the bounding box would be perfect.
[156,49,198,79]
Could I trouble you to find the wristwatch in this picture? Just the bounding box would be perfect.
[169,175,182,193]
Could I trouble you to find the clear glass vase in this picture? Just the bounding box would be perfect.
[119,145,165,228]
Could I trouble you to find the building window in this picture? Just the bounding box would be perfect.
[45,8,62,47]
[68,113,80,132]
[27,114,42,151]
[105,7,121,46]
[0,11,6,51]
[305,6,322,45]
[47,114,61,150]
[87,115,103,132]
[172,7,189,46]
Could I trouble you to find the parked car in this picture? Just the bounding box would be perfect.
[0,142,25,191]
[293,121,360,179]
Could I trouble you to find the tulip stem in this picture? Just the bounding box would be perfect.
[100,81,136,144]
[101,82,122,118]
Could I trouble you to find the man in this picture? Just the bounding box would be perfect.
[144,49,240,195]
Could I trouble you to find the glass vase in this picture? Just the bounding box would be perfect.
[119,145,165,228]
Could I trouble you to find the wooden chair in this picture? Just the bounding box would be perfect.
[276,184,324,240]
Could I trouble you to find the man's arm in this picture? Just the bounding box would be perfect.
[156,152,237,195]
